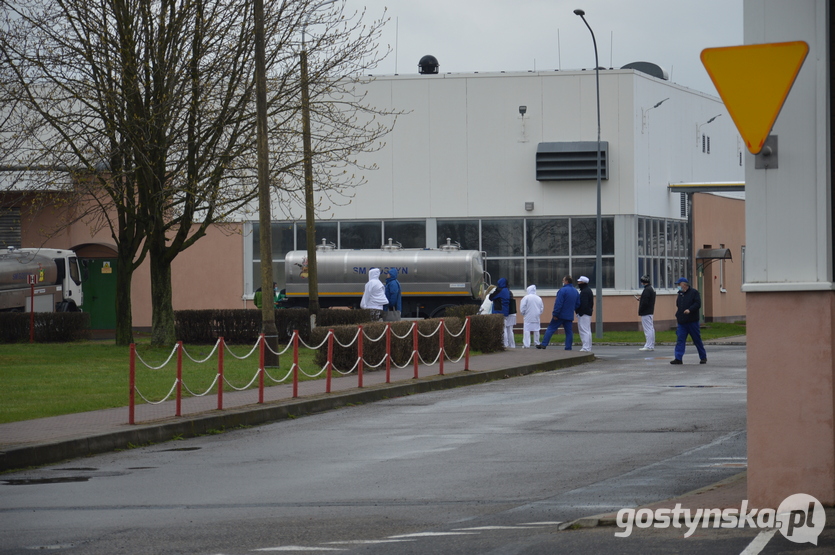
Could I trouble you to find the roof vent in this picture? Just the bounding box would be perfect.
[418,55,439,75]
[620,61,669,80]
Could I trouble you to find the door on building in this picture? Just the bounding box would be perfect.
[81,258,117,329]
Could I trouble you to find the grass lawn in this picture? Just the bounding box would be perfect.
[1,321,745,424]
[515,321,747,346]
[0,341,320,424]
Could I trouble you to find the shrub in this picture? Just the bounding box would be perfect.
[468,314,505,353]
[310,317,469,373]
[0,312,91,343]
[174,308,376,345]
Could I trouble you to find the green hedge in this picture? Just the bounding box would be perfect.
[309,317,482,373]
[468,313,506,354]
[174,308,375,344]
[0,312,91,343]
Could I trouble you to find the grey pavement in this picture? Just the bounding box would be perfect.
[1,335,756,520]
[0,344,594,471]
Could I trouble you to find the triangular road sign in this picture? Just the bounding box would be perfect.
[701,41,809,154]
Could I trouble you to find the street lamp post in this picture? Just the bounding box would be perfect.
[301,0,336,330]
[574,8,603,339]
[255,0,278,366]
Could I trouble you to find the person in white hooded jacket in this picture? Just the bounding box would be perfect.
[519,284,545,348]
[360,268,388,320]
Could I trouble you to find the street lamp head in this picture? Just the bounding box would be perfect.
[706,114,722,124]
[574,9,585,16]
[654,97,669,109]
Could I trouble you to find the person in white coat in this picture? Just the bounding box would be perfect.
[477,285,497,315]
[519,284,545,348]
[360,268,388,321]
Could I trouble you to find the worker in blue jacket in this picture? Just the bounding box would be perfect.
[670,277,707,364]
[384,268,402,313]
[537,275,581,350]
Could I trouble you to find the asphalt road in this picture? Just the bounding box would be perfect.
[3,344,820,554]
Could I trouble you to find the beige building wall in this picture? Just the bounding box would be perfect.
[691,193,746,322]
[17,193,246,328]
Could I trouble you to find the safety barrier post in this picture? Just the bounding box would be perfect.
[129,343,136,424]
[217,337,225,410]
[439,319,445,376]
[29,281,34,343]
[465,317,471,371]
[385,323,392,383]
[292,330,299,398]
[326,330,333,393]
[258,333,265,404]
[357,325,364,388]
[175,341,183,417]
[413,323,419,379]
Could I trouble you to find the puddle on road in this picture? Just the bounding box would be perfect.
[3,476,90,485]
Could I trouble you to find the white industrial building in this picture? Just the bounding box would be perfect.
[244,60,745,322]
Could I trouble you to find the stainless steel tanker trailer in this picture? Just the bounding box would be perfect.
[0,247,84,312]
[282,240,489,318]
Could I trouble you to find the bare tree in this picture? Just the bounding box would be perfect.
[0,0,393,345]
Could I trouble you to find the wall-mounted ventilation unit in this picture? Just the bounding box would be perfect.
[536,141,609,181]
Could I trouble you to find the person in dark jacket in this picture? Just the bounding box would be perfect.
[575,276,594,352]
[537,275,580,350]
[490,277,516,348]
[384,268,402,314]
[671,277,707,364]
[636,275,656,351]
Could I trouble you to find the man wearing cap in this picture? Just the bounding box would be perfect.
[671,277,707,364]
[635,275,656,351]
[537,275,580,350]
[575,276,594,352]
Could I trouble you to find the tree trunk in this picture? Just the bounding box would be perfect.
[149,246,176,347]
[114,251,134,346]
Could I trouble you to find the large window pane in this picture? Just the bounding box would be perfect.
[296,221,338,250]
[571,218,614,256]
[339,221,381,249]
[252,222,295,259]
[384,221,426,248]
[485,258,524,290]
[526,218,568,256]
[570,257,615,288]
[437,220,480,250]
[527,259,569,290]
[483,219,523,257]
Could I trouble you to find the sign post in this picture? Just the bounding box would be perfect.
[28,274,36,343]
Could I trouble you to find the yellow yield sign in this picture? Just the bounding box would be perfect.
[701,41,809,154]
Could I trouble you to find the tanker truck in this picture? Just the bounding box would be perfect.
[282,239,489,318]
[0,247,84,312]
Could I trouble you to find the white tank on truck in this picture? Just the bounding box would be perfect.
[282,239,489,318]
[0,247,84,312]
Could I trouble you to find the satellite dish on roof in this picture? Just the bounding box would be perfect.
[418,55,439,75]
[621,61,669,81]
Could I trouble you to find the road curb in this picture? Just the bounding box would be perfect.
[557,471,749,530]
[0,353,593,472]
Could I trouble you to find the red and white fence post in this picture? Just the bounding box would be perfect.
[292,330,299,398]
[465,317,471,371]
[217,337,225,410]
[357,325,364,388]
[326,330,334,393]
[439,319,445,376]
[258,333,265,404]
[413,323,419,379]
[175,341,183,417]
[129,343,136,424]
[385,323,392,383]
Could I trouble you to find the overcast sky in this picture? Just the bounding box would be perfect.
[343,0,743,96]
